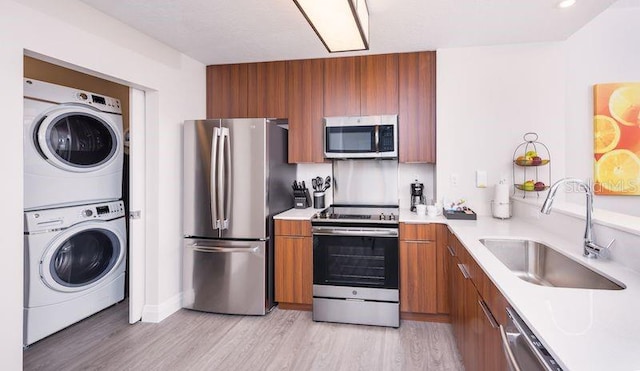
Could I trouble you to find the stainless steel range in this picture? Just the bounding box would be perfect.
[311,205,400,328]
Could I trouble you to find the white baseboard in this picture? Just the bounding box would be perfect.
[141,292,182,323]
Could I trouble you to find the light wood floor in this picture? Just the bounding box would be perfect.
[24,301,463,370]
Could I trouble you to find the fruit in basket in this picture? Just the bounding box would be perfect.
[523,180,535,191]
[534,181,546,191]
[531,156,542,165]
[525,150,538,158]
[516,155,531,165]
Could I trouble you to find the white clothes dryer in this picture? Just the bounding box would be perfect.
[24,201,126,346]
[23,78,124,211]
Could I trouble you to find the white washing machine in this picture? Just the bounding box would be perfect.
[24,201,126,346]
[23,78,124,211]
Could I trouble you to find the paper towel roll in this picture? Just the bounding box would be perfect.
[492,183,511,219]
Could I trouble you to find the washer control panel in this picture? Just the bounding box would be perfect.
[25,201,125,233]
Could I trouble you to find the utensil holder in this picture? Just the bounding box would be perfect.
[313,191,325,209]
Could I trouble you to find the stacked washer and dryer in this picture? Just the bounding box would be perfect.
[23,78,127,346]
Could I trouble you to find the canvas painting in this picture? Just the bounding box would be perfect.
[593,83,640,195]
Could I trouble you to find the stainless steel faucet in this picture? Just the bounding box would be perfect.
[540,177,614,259]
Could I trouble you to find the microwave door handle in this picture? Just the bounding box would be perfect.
[374,125,380,153]
[221,127,231,230]
[210,126,220,229]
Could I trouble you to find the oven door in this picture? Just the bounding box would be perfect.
[312,227,399,290]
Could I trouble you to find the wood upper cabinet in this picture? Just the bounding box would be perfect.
[398,51,436,163]
[286,59,325,163]
[324,56,361,117]
[208,61,286,119]
[360,54,399,116]
[274,220,313,307]
[206,64,248,118]
[398,223,448,317]
[247,61,286,118]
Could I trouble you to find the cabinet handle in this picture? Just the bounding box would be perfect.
[457,263,470,279]
[478,299,499,329]
[446,245,456,256]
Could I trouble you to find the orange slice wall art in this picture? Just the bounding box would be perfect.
[593,83,640,195]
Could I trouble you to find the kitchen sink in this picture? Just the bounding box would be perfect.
[478,238,625,290]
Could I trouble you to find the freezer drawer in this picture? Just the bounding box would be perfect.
[182,239,268,315]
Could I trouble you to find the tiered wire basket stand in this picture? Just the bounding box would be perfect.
[512,132,551,198]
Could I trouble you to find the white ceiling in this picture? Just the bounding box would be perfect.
[80,0,617,65]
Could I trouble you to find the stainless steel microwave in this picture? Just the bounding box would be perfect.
[323,115,398,159]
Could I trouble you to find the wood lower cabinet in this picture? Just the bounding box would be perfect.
[274,220,313,310]
[399,223,449,321]
[448,229,508,371]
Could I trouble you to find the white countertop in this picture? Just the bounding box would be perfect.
[448,217,640,371]
[273,207,640,370]
[273,207,321,220]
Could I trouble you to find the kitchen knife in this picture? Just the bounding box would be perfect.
[294,180,299,190]
[302,181,306,190]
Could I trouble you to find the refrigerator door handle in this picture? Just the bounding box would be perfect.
[221,127,231,230]
[216,127,226,230]
[210,126,221,229]
[191,245,260,254]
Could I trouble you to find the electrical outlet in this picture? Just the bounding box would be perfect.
[450,173,459,187]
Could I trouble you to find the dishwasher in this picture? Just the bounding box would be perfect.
[500,308,563,371]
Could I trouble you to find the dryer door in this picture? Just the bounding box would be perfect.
[40,221,126,293]
[35,105,121,173]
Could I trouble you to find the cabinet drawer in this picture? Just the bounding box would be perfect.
[399,223,436,241]
[275,219,311,236]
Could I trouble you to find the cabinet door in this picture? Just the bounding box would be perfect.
[206,64,248,118]
[360,54,399,116]
[324,56,361,117]
[274,236,313,305]
[398,51,436,163]
[247,61,286,118]
[286,59,325,163]
[449,250,465,358]
[399,240,437,314]
[477,298,505,371]
[436,224,449,314]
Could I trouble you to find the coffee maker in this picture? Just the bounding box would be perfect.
[410,180,425,212]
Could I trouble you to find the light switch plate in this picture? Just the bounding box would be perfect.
[476,170,487,188]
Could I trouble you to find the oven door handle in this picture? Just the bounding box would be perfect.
[312,227,398,237]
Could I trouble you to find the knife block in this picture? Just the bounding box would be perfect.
[294,188,312,209]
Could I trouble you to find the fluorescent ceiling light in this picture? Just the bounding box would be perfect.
[557,0,576,9]
[294,0,369,53]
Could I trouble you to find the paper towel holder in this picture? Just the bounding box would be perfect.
[490,200,512,219]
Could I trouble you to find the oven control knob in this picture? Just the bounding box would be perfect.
[390,213,396,221]
[380,213,385,220]
[82,209,93,217]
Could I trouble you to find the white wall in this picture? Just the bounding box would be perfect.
[436,43,567,215]
[564,1,640,216]
[0,1,205,368]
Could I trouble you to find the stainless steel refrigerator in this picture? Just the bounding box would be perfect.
[182,119,294,315]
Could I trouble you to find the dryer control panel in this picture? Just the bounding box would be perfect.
[24,201,125,233]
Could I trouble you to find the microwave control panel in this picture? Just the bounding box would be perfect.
[379,125,395,152]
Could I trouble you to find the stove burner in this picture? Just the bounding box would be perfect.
[313,205,399,224]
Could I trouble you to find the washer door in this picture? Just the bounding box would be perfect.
[40,222,125,293]
[35,105,120,173]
